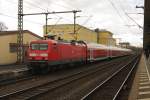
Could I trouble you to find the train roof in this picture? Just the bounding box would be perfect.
[30,39,86,46]
[30,40,57,44]
[87,43,131,51]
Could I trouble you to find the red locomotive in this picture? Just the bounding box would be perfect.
[27,39,131,73]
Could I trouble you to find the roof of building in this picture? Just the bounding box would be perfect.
[0,30,42,39]
[45,24,113,35]
[98,29,113,35]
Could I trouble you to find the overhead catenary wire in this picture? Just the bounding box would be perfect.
[75,15,93,32]
[125,13,143,30]
[24,0,47,11]
[117,0,143,30]
[106,0,136,35]
[48,17,63,32]
[3,0,80,28]
[0,13,44,26]
[116,0,139,34]
[107,0,125,23]
[28,0,80,21]
[5,0,45,11]
[108,0,143,34]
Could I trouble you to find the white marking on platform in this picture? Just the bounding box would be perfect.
[139,86,150,89]
[140,75,147,77]
[139,91,150,95]
[138,98,150,100]
[140,73,147,74]
[139,82,150,85]
[140,77,148,79]
[139,75,148,76]
[140,75,148,77]
[140,79,149,82]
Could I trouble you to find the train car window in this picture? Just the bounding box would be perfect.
[39,44,48,50]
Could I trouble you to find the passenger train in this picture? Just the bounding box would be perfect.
[27,39,131,73]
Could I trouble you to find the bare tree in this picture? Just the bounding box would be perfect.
[0,22,8,31]
[94,28,100,33]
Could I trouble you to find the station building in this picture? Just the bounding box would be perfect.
[0,30,42,65]
[44,24,97,43]
[43,24,116,46]
[96,30,116,46]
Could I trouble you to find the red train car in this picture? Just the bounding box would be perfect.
[27,39,131,73]
[87,43,131,61]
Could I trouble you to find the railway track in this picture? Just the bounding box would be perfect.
[0,55,136,100]
[0,74,34,86]
[81,55,140,100]
[34,55,138,100]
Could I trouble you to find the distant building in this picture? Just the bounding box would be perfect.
[95,29,116,46]
[119,42,130,48]
[0,30,42,65]
[43,24,116,46]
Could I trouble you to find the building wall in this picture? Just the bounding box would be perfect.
[44,24,97,43]
[23,32,41,44]
[0,32,41,65]
[97,31,116,46]
[0,34,17,65]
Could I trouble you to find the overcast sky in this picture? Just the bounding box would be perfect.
[0,0,144,47]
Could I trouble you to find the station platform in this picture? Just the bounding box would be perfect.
[0,64,29,84]
[128,54,150,100]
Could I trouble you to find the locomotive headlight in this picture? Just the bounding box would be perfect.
[29,53,37,57]
[40,53,48,57]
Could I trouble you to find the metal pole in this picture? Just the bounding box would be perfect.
[45,14,48,35]
[73,11,77,40]
[18,0,23,64]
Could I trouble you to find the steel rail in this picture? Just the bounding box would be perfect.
[81,55,138,100]
[112,56,140,100]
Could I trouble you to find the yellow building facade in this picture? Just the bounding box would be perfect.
[44,24,97,43]
[97,30,116,46]
[0,30,42,65]
[43,24,116,45]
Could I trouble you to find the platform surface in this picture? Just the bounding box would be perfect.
[0,64,28,73]
[128,54,150,100]
[0,64,29,83]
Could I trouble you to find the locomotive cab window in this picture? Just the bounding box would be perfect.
[39,44,48,50]
[31,43,39,50]
[31,43,48,50]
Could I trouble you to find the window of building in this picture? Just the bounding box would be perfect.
[9,43,17,53]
